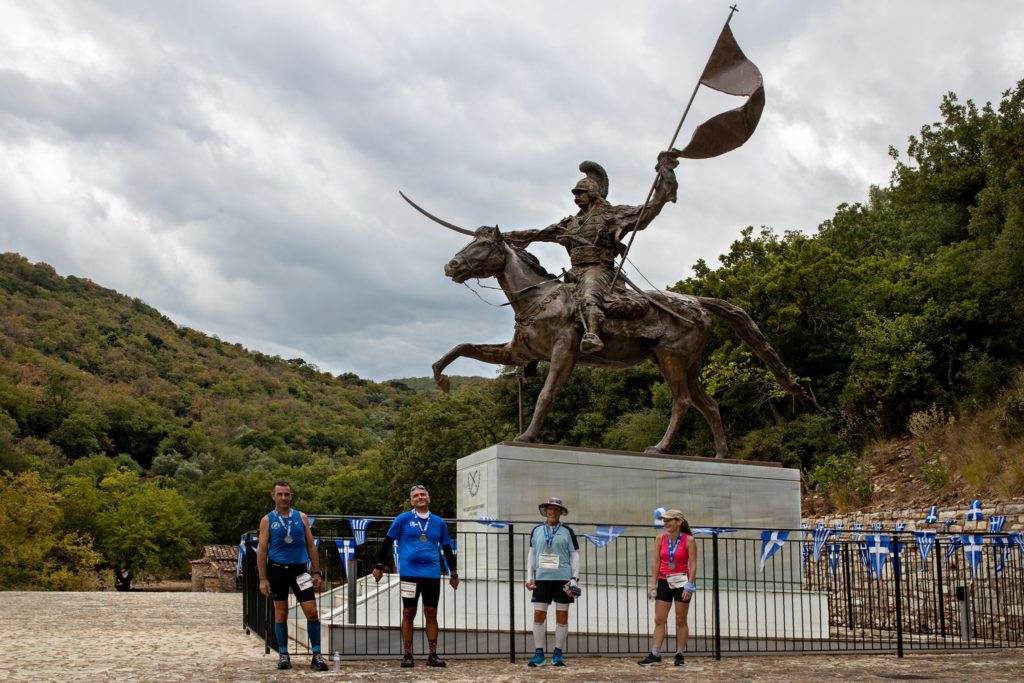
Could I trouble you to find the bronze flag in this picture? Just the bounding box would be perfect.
[677,24,764,160]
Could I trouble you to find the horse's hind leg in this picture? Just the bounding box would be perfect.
[687,364,729,458]
[646,350,692,455]
[432,343,513,393]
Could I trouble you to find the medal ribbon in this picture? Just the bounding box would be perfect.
[543,522,561,548]
[666,532,682,567]
[415,514,430,539]
[276,510,294,540]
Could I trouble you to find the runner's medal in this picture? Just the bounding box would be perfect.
[420,534,427,542]
[666,532,681,571]
[416,515,430,543]
[285,535,293,544]
[278,510,294,544]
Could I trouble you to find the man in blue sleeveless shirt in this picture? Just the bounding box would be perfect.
[372,484,459,668]
[525,497,580,667]
[257,481,328,671]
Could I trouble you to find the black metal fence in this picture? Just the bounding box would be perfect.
[241,517,1024,660]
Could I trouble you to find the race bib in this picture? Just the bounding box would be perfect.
[400,581,417,599]
[296,572,314,591]
[666,573,688,589]
[539,554,560,570]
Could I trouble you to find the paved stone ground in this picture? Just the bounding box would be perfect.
[3,592,1023,682]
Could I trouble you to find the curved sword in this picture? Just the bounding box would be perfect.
[399,190,475,236]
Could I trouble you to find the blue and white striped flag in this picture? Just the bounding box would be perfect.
[944,536,962,566]
[654,507,668,528]
[827,544,841,575]
[962,534,984,575]
[989,516,1006,533]
[991,535,1009,574]
[759,530,789,572]
[859,540,872,573]
[802,541,812,565]
[967,499,983,522]
[335,539,356,575]
[812,527,832,562]
[925,505,938,524]
[581,525,626,548]
[915,531,936,564]
[477,516,506,529]
[894,522,906,533]
[1012,532,1024,557]
[348,518,373,545]
[866,534,890,579]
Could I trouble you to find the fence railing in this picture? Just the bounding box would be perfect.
[241,516,1024,660]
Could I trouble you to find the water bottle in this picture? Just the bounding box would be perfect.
[332,651,341,671]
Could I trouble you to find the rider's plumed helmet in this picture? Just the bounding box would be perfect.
[571,160,609,200]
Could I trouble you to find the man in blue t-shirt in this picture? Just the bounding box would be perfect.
[372,484,459,668]
[525,496,579,667]
[257,481,328,672]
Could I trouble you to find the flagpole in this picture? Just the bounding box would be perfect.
[610,4,740,290]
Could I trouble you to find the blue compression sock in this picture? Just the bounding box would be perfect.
[274,622,288,654]
[308,619,321,654]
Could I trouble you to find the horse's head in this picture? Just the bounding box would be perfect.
[444,226,506,283]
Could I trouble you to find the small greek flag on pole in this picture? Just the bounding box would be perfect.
[759,530,788,572]
[962,534,984,575]
[236,533,249,577]
[925,505,938,524]
[941,518,956,532]
[894,522,906,533]
[812,527,832,562]
[967,499,983,522]
[348,518,373,546]
[989,516,1006,533]
[915,530,936,564]
[654,507,668,528]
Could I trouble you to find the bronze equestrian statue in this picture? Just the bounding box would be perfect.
[409,156,810,457]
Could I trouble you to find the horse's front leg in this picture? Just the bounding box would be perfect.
[432,343,514,393]
[516,339,577,443]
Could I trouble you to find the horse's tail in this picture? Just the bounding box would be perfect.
[694,296,818,408]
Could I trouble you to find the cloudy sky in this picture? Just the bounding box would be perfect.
[2,1,1022,380]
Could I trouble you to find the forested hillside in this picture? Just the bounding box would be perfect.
[3,81,1023,590]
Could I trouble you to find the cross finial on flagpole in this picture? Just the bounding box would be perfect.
[730,4,739,13]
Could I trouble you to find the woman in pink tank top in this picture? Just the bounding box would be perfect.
[638,509,698,667]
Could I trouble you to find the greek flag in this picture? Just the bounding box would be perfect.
[859,539,872,573]
[967,499,983,522]
[815,522,825,530]
[832,523,844,540]
[477,516,506,529]
[852,523,863,539]
[894,522,906,533]
[691,528,738,535]
[962,534,984,575]
[759,530,788,572]
[872,522,883,531]
[944,536,962,566]
[802,541,811,565]
[335,539,356,575]
[827,543,840,575]
[925,505,938,524]
[581,526,626,548]
[308,517,315,528]
[812,527,832,562]
[654,507,668,527]
[236,533,251,577]
[940,518,956,532]
[866,534,890,579]
[348,518,373,545]
[991,535,1009,574]
[915,530,936,564]
[1012,532,1024,556]
[989,515,1006,533]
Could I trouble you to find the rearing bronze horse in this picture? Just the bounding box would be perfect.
[433,225,808,458]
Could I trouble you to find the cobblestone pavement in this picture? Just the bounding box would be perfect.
[4,592,1023,682]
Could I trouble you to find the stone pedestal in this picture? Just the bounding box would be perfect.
[456,442,804,589]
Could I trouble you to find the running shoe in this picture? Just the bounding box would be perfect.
[552,649,566,667]
[637,653,662,666]
[310,653,328,671]
[528,650,546,667]
[401,654,414,668]
[426,653,447,667]
[276,653,292,670]
[674,653,685,666]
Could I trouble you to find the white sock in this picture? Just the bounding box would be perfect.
[533,622,546,650]
[555,623,568,650]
